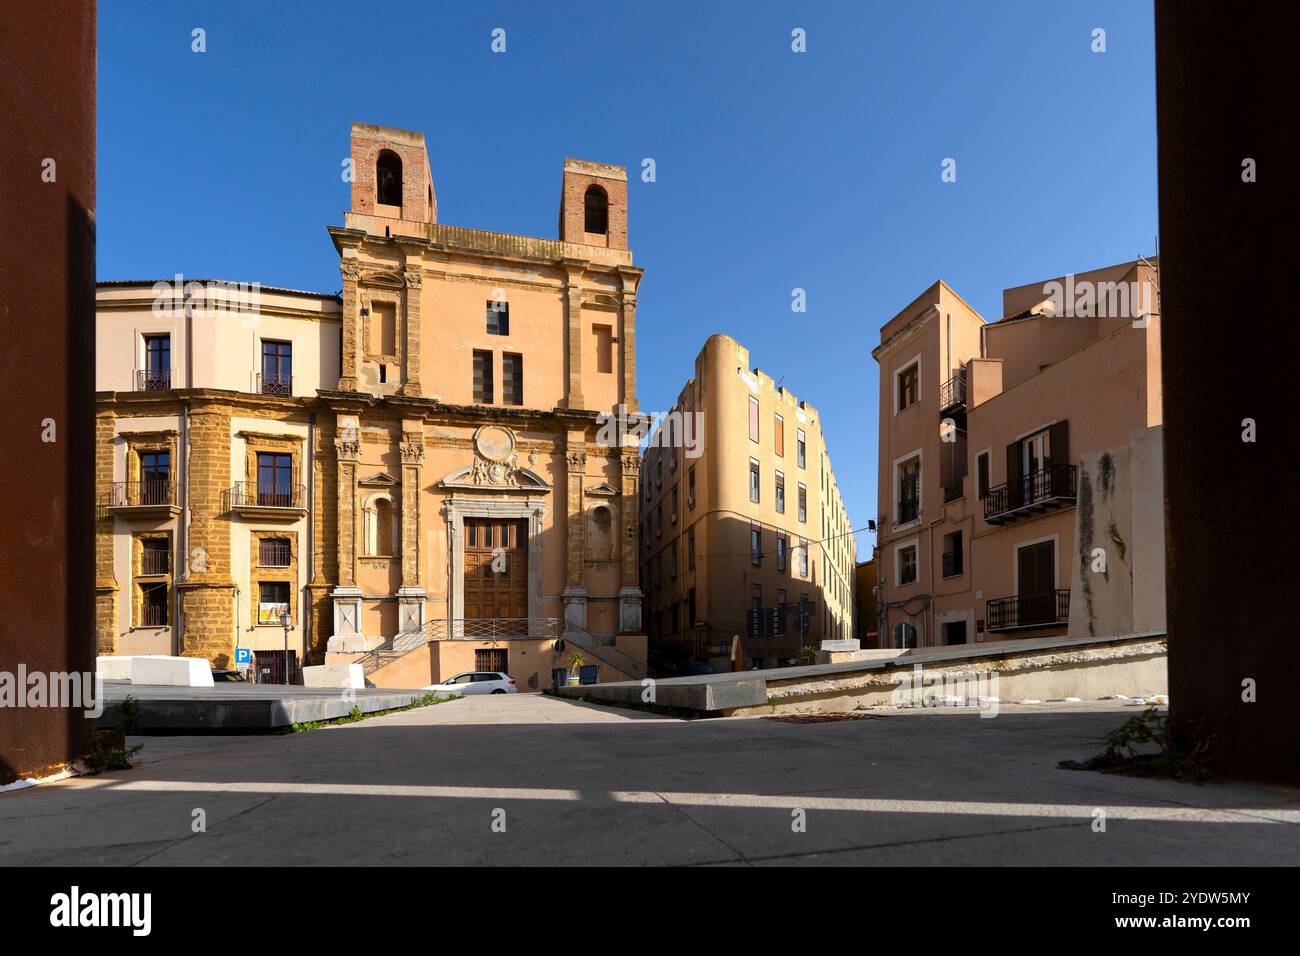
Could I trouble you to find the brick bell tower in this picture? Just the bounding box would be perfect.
[558,158,627,250]
[348,122,436,223]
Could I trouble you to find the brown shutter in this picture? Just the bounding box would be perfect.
[1048,419,1070,469]
[1006,442,1022,509]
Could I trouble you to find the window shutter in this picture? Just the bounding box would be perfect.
[1006,442,1022,509]
[1049,419,1070,470]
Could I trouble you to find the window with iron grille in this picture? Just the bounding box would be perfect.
[261,339,292,394]
[141,537,169,576]
[140,581,168,626]
[259,537,292,567]
[502,352,523,405]
[486,301,510,335]
[473,350,493,403]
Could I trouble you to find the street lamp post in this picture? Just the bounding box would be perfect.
[279,607,292,685]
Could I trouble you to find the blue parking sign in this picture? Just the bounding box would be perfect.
[235,647,251,665]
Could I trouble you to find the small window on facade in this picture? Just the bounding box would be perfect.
[257,452,293,506]
[799,538,809,576]
[670,487,678,523]
[751,523,762,565]
[797,429,807,468]
[798,483,807,523]
[141,537,170,576]
[748,396,760,442]
[898,457,921,524]
[487,301,510,336]
[774,413,785,456]
[140,581,168,627]
[687,531,695,570]
[584,185,608,234]
[976,451,990,500]
[376,150,403,207]
[775,471,786,513]
[258,581,291,624]
[897,361,920,410]
[749,458,760,503]
[688,467,696,508]
[594,324,613,373]
[261,340,292,395]
[777,534,787,572]
[259,537,291,567]
[503,353,523,406]
[142,334,171,390]
[473,350,494,404]
[899,544,918,586]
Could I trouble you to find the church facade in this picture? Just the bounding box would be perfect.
[94,123,648,687]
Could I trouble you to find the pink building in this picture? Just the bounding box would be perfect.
[871,259,1164,648]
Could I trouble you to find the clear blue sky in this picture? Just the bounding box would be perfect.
[99,1,1158,561]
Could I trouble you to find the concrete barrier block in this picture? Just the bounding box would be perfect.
[302,663,365,689]
[820,639,861,652]
[96,656,136,681]
[130,656,215,687]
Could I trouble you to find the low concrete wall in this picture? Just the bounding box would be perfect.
[558,633,1166,717]
[302,663,365,689]
[129,656,214,688]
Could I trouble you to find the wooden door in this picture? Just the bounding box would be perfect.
[463,518,528,620]
[1016,540,1056,625]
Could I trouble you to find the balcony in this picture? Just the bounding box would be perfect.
[102,480,180,519]
[987,589,1071,632]
[258,372,292,397]
[258,540,292,567]
[136,369,171,391]
[942,551,962,578]
[984,464,1077,525]
[224,482,306,519]
[939,369,967,415]
[140,548,170,575]
[942,483,963,503]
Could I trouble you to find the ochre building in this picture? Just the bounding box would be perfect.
[94,123,648,687]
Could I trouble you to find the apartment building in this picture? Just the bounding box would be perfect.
[94,122,648,688]
[871,259,1164,648]
[641,334,856,669]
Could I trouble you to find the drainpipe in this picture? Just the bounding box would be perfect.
[305,412,316,663]
[175,400,190,655]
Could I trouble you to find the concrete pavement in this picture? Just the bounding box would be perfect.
[2,695,1297,866]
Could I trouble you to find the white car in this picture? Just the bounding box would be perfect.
[425,671,518,695]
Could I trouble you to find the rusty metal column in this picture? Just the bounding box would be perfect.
[1156,1,1299,783]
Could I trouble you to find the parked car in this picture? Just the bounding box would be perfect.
[425,671,517,695]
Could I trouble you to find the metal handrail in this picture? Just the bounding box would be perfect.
[987,589,1070,630]
[939,369,967,410]
[257,372,292,396]
[105,480,176,508]
[984,464,1077,520]
[224,481,305,510]
[136,369,171,391]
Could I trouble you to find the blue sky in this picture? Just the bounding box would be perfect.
[99,1,1158,560]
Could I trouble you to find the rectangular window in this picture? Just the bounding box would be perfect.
[797,429,806,468]
[141,537,169,576]
[594,324,613,373]
[473,350,493,403]
[897,360,919,410]
[502,352,523,405]
[751,583,762,612]
[259,537,292,567]
[261,339,292,394]
[140,581,168,626]
[656,504,662,537]
[775,471,785,513]
[486,300,510,336]
[257,452,293,506]
[774,414,785,456]
[776,534,787,572]
[688,467,696,508]
[670,487,678,523]
[899,544,918,586]
[798,483,807,523]
[799,537,809,577]
[976,450,990,500]
[671,540,678,578]
[898,457,920,524]
[142,334,171,390]
[372,302,397,355]
[749,458,761,503]
[751,523,762,565]
[748,396,760,442]
[943,531,963,577]
[258,581,291,625]
[687,531,695,570]
[139,451,170,505]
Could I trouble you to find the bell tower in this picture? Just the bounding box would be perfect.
[558,158,627,249]
[348,123,436,224]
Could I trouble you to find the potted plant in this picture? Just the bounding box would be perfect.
[567,651,586,685]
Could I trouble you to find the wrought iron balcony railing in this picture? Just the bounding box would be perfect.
[258,372,292,396]
[942,483,964,503]
[258,540,292,567]
[939,369,967,412]
[136,369,171,391]
[984,464,1077,524]
[223,482,305,511]
[987,589,1070,631]
[942,551,962,577]
[105,480,176,508]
